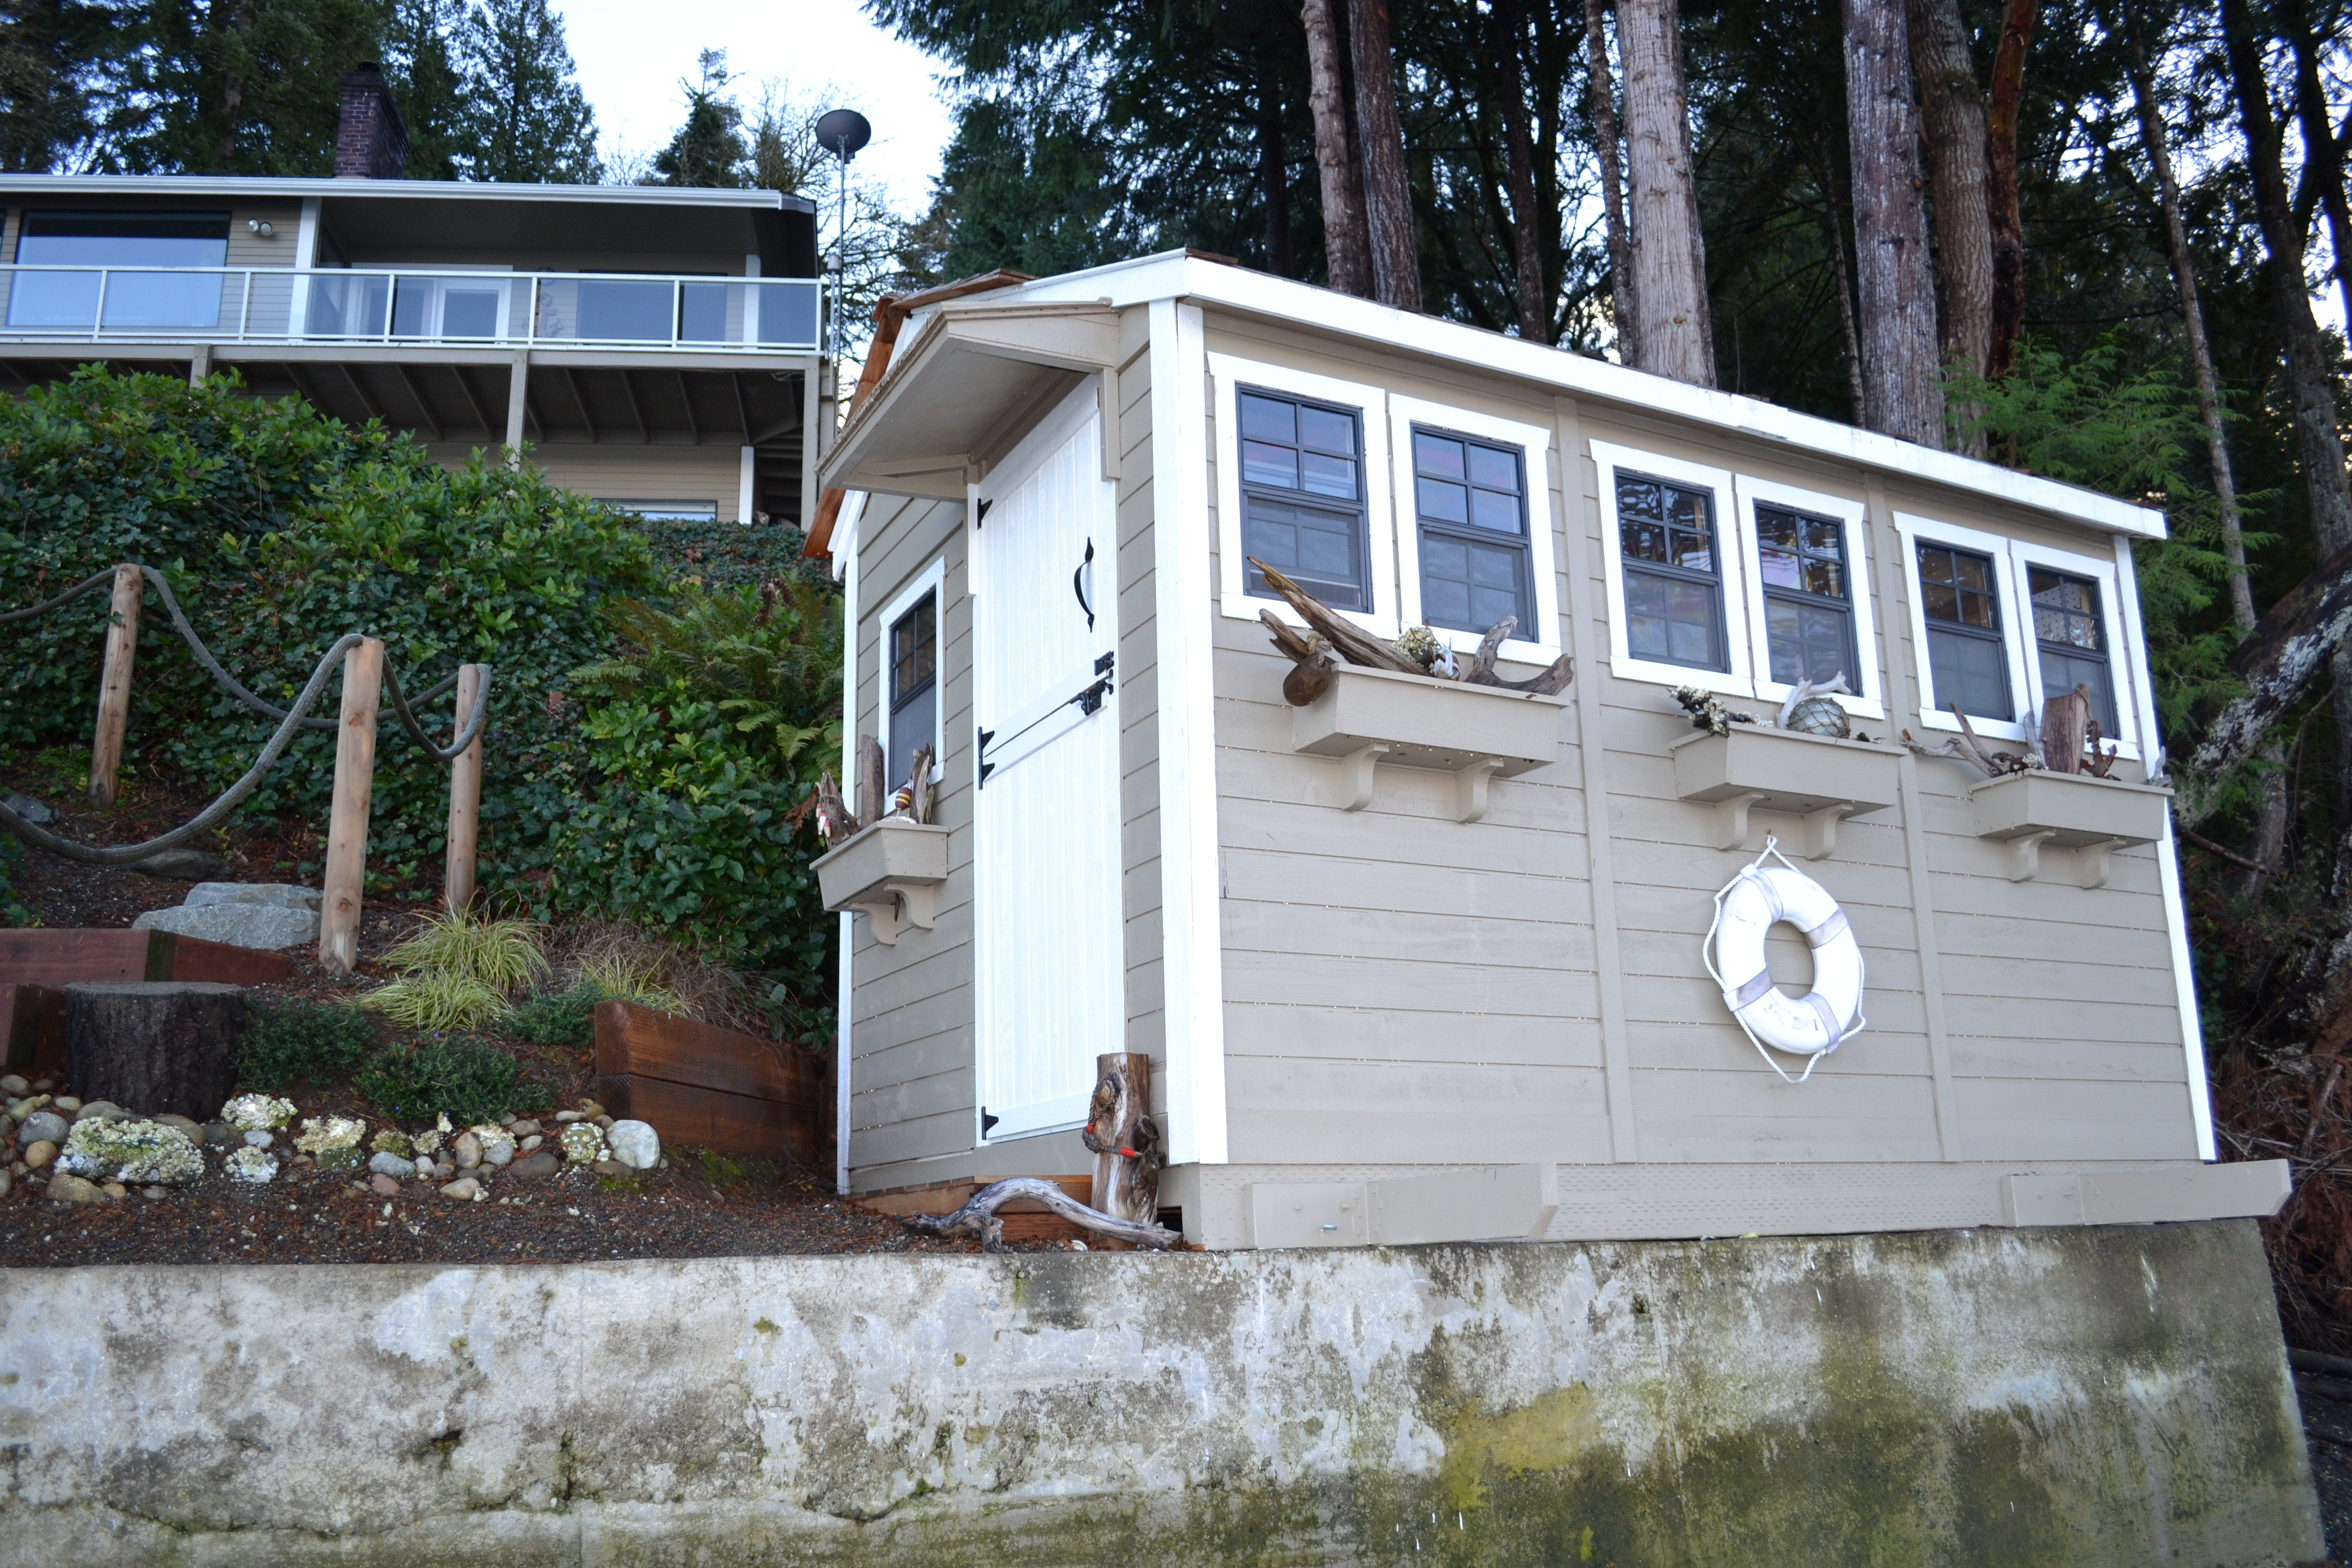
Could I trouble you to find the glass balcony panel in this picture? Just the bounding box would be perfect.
[573,279,673,342]
[755,280,820,348]
[679,281,729,345]
[305,273,390,337]
[100,270,227,330]
[5,269,100,329]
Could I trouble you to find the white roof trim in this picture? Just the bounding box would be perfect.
[0,174,811,213]
[920,250,2165,540]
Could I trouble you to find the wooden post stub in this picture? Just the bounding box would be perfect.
[2040,684,2089,775]
[1085,1052,1160,1244]
[64,981,245,1118]
[318,636,384,977]
[857,732,887,826]
[443,663,486,912]
[87,563,143,807]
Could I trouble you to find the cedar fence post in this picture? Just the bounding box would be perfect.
[318,636,384,977]
[87,564,142,807]
[443,663,486,911]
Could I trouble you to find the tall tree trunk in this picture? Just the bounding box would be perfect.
[1906,0,1995,389]
[2287,5,2352,334]
[1585,0,1639,364]
[1982,0,2038,377]
[1301,0,1374,298]
[1257,56,1295,279]
[1494,0,1549,342]
[1843,0,1946,442]
[1819,137,1869,426]
[1348,0,1423,310]
[1618,0,1713,383]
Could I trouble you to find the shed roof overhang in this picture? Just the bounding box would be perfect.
[820,302,1124,502]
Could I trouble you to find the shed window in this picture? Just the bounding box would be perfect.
[1917,542,2012,721]
[1237,386,1371,611]
[2029,566,2118,736]
[1755,503,1857,687]
[1412,426,1532,636]
[1616,471,1726,671]
[888,592,938,792]
[10,211,230,330]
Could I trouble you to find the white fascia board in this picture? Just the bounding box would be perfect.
[989,251,2167,542]
[0,173,807,213]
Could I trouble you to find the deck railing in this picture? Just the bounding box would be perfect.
[0,265,824,353]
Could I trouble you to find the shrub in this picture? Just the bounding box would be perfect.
[354,1036,552,1126]
[503,984,601,1048]
[236,1000,378,1089]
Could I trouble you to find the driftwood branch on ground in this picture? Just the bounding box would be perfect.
[903,1177,1182,1253]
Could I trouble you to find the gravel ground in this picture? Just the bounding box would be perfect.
[2301,1383,2352,1565]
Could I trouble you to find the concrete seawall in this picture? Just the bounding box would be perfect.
[0,1219,2323,1565]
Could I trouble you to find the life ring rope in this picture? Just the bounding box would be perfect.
[1703,835,1868,1085]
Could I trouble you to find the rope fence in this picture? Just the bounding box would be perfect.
[0,562,496,975]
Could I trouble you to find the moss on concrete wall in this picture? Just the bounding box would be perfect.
[0,1219,2321,1565]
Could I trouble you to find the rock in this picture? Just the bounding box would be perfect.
[412,1130,443,1157]
[72,1100,121,1120]
[183,883,323,913]
[370,1129,413,1158]
[51,1096,81,1114]
[453,1132,482,1170]
[411,1156,435,1179]
[46,1172,101,1204]
[0,1169,11,1197]
[0,1074,26,1096]
[4,792,56,825]
[221,1094,296,1132]
[17,1111,67,1148]
[578,1100,606,1119]
[482,1139,514,1168]
[202,1123,233,1147]
[594,1115,615,1131]
[126,847,233,881]
[369,1172,401,1197]
[432,1161,455,1180]
[439,1177,481,1200]
[132,902,319,951]
[100,1182,127,1198]
[554,1110,584,1123]
[520,1134,543,1153]
[508,1120,541,1137]
[509,1151,561,1181]
[242,1129,273,1148]
[608,1120,659,1170]
[21,1141,53,1170]
[153,1113,203,1143]
[592,1159,628,1177]
[225,1146,277,1183]
[293,1115,366,1170]
[59,1118,203,1184]
[368,1151,415,1179]
[558,1122,605,1164]
[142,1186,166,1199]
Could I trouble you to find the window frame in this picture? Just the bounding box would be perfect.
[1209,353,1398,641]
[1892,512,2041,746]
[875,554,947,786]
[1731,475,1884,721]
[1388,395,1560,664]
[1590,440,1752,691]
[2007,536,2141,761]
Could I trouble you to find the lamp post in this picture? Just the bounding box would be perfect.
[814,109,872,374]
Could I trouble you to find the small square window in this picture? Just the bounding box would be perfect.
[1917,542,2012,721]
[1754,503,1857,688]
[1238,386,1371,611]
[1616,471,1725,672]
[888,593,938,791]
[1412,424,1533,638]
[2028,566,2119,737]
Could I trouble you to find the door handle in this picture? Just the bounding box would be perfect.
[1072,538,1095,632]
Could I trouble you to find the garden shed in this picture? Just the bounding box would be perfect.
[813,251,2288,1251]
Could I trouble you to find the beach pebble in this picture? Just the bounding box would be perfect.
[607,1120,659,1170]
[370,1172,402,1196]
[46,1173,101,1204]
[369,1152,415,1179]
[509,1152,561,1181]
[440,1177,481,1201]
[22,1141,55,1170]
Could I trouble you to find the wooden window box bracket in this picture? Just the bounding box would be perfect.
[1293,666,1565,825]
[1967,771,2169,890]
[813,819,951,946]
[1669,727,1902,860]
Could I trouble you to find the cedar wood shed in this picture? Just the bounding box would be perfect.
[815,251,2288,1251]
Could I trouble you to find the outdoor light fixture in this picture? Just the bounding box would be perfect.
[814,108,872,369]
[247,219,274,237]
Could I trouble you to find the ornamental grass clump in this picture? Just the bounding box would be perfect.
[361,908,550,1032]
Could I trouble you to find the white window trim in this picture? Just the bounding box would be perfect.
[1387,394,1561,664]
[876,554,946,785]
[1892,511,2040,743]
[1207,352,1399,640]
[2007,536,2143,761]
[1589,439,1754,693]
[1730,474,1885,721]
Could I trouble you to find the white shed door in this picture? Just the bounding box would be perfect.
[972,387,1121,1142]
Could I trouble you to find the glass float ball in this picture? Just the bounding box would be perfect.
[1785,696,1850,738]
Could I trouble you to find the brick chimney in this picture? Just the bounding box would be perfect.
[334,64,409,180]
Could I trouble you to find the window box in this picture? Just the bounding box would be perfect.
[814,820,951,945]
[1967,770,2170,889]
[1291,665,1566,823]
[1669,726,1901,858]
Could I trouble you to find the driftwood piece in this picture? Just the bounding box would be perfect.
[1248,557,1422,673]
[1259,610,1337,706]
[902,1176,1182,1252]
[1465,652,1575,695]
[856,733,887,827]
[2040,684,2089,775]
[1901,704,2034,777]
[64,981,244,1118]
[814,771,857,845]
[899,745,937,823]
[2082,721,2119,778]
[1081,1052,1164,1246]
[1461,617,1515,682]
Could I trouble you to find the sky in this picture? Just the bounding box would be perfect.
[550,0,960,216]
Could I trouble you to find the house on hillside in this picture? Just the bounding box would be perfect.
[0,67,826,529]
[813,250,2289,1252]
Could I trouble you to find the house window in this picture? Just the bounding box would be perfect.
[10,211,231,330]
[888,592,938,792]
[1411,425,1532,636]
[2029,566,2118,736]
[1237,386,1371,611]
[1916,542,2012,721]
[1616,470,1726,672]
[1755,503,1857,687]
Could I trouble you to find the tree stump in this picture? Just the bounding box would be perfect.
[64,983,245,1118]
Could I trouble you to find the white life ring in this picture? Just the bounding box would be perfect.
[1703,837,1866,1083]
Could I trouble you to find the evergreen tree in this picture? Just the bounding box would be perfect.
[108,0,389,175]
[0,0,116,172]
[653,48,746,187]
[455,0,600,183]
[386,0,468,180]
